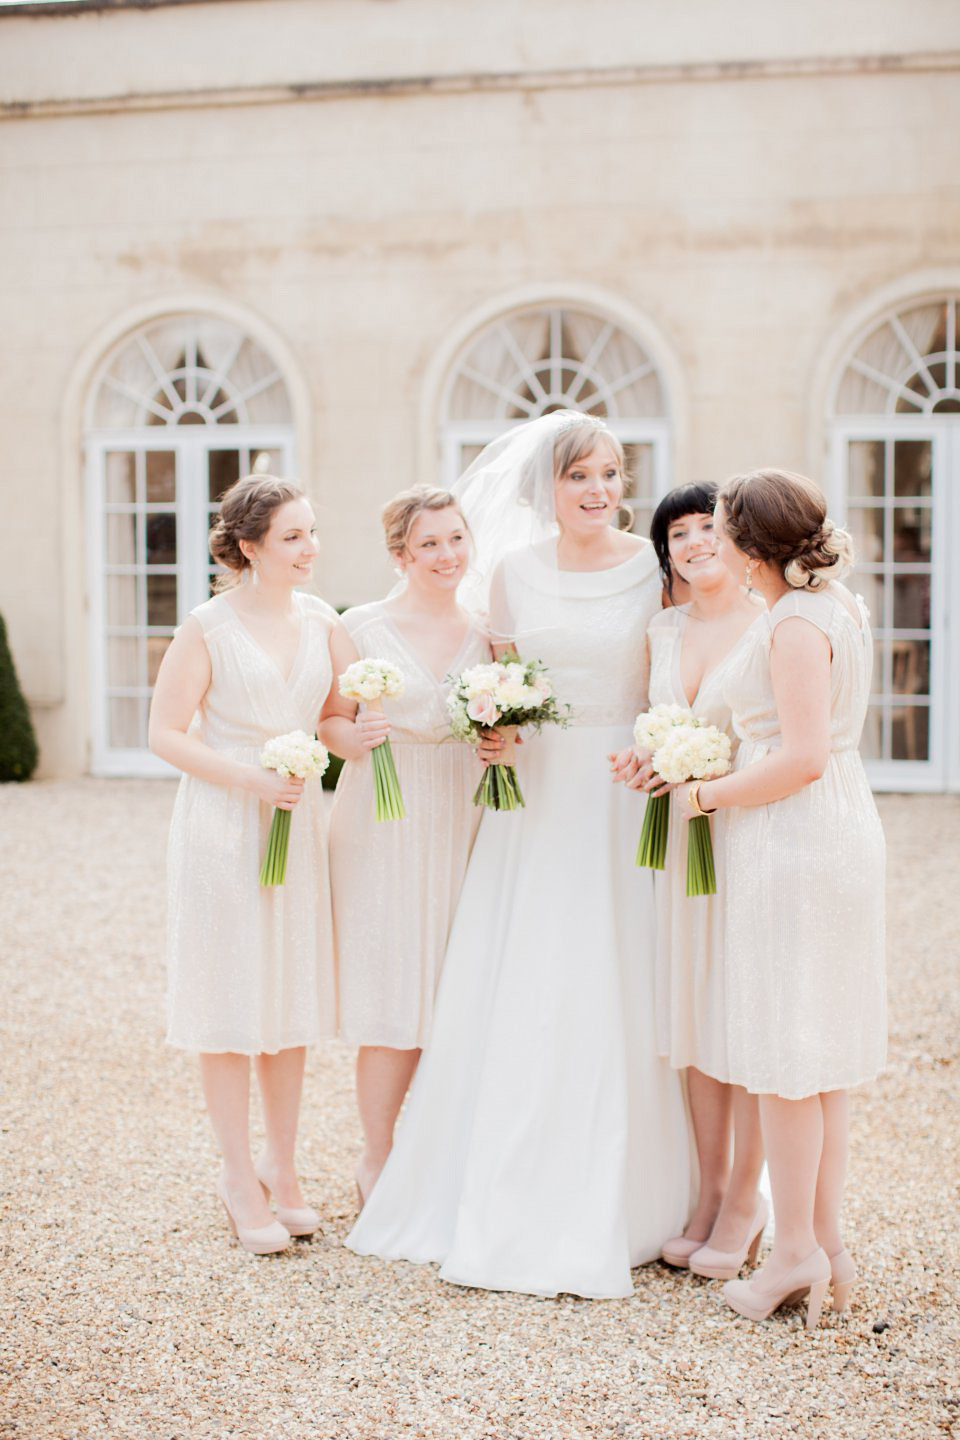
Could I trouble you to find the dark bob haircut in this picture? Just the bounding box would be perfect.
[649,482,719,598]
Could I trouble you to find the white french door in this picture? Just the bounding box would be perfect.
[86,429,294,776]
[831,422,960,791]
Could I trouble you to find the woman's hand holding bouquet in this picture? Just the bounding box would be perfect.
[632,704,731,895]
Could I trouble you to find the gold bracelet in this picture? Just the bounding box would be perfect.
[688,782,717,817]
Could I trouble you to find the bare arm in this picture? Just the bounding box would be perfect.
[695,617,832,813]
[317,622,392,761]
[148,618,305,808]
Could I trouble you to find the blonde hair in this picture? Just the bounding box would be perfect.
[209,474,304,589]
[553,421,626,481]
[719,468,854,591]
[381,485,467,555]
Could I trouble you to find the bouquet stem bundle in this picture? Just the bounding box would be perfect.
[686,814,717,897]
[635,792,670,870]
[473,727,524,810]
[370,707,407,822]
[259,808,292,886]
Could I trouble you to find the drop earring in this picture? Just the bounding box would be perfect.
[745,560,756,594]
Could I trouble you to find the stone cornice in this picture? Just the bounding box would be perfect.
[3,49,958,122]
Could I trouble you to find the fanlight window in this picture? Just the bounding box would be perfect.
[835,297,960,416]
[445,306,666,422]
[90,317,292,429]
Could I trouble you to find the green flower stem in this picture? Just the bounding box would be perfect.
[686,814,718,897]
[372,738,406,822]
[635,792,669,870]
[259,806,292,887]
[472,762,525,811]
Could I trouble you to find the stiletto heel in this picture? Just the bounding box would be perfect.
[722,1247,832,1330]
[254,1160,320,1237]
[216,1172,290,1255]
[805,1277,829,1332]
[689,1197,769,1281]
[829,1247,857,1312]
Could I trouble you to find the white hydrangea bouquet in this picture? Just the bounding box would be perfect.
[447,650,570,810]
[258,730,330,887]
[338,658,407,821]
[633,704,732,896]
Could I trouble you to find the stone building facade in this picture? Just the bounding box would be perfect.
[1,0,958,788]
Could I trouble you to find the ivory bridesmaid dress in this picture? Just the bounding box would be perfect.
[646,604,763,1082]
[719,584,887,1099]
[165,590,337,1054]
[329,601,490,1048]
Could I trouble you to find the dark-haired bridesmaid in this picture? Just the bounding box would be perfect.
[617,482,767,1280]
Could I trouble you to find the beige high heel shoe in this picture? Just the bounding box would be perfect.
[217,1172,290,1255]
[689,1197,769,1280]
[722,1247,831,1331]
[661,1234,706,1269]
[829,1247,858,1312]
[254,1160,320,1238]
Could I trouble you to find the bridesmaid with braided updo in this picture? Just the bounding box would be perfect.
[150,474,341,1255]
[676,468,886,1330]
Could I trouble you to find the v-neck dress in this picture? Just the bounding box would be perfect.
[646,605,763,1082]
[329,601,490,1048]
[164,590,338,1054]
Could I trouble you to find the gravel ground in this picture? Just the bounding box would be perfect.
[1,780,958,1440]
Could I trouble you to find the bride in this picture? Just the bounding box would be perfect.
[346,411,692,1298]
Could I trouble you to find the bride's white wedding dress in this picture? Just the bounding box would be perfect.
[347,543,692,1298]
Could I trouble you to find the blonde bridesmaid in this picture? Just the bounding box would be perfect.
[319,486,490,1204]
[149,475,339,1254]
[626,483,767,1280]
[679,468,886,1329]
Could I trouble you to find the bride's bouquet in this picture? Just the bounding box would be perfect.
[259,730,330,886]
[339,658,407,821]
[447,651,569,810]
[633,705,731,896]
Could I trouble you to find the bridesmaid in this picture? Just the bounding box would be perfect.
[630,483,767,1279]
[149,474,339,1254]
[319,486,490,1204]
[678,468,886,1329]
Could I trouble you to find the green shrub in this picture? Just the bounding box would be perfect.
[0,612,39,782]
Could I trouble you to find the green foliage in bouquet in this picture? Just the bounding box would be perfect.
[0,612,38,782]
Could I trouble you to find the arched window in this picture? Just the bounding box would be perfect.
[441,304,671,537]
[86,315,296,775]
[830,295,960,791]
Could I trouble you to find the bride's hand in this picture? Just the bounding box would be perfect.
[247,768,306,810]
[356,710,392,751]
[477,727,522,767]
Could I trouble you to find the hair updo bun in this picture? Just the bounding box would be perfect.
[718,469,854,592]
[381,484,466,555]
[209,473,304,589]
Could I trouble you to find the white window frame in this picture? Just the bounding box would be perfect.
[86,426,295,777]
[829,419,957,792]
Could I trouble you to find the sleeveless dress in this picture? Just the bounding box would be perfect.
[647,605,762,1083]
[347,544,692,1299]
[720,585,887,1099]
[329,601,490,1048]
[165,590,337,1055]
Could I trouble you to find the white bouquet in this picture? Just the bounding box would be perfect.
[447,650,569,810]
[633,707,731,895]
[339,658,406,821]
[258,730,330,886]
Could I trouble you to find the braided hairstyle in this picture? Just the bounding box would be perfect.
[718,469,853,592]
[209,474,304,588]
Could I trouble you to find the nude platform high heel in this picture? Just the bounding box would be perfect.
[829,1247,858,1312]
[661,1234,705,1269]
[689,1197,769,1281]
[217,1171,291,1255]
[722,1247,832,1331]
[254,1159,320,1238]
